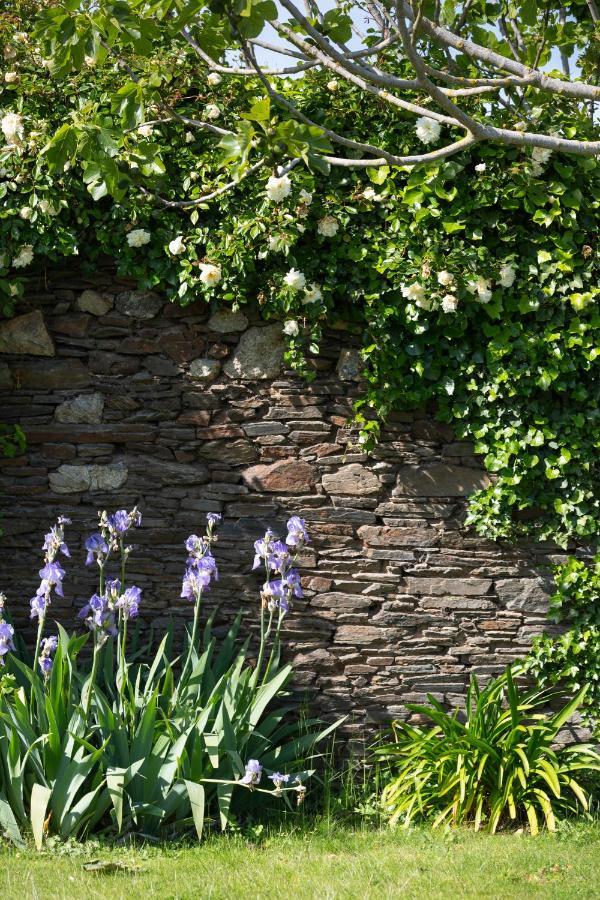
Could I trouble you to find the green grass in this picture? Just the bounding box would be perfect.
[2,823,600,899]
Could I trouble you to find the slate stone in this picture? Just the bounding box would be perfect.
[115,290,164,319]
[49,463,128,493]
[77,289,114,316]
[208,309,249,333]
[224,325,284,380]
[242,459,317,493]
[394,464,490,497]
[189,357,221,383]
[54,392,104,424]
[0,310,54,357]
[322,464,380,496]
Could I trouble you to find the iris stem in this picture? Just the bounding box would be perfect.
[180,589,202,691]
[83,639,100,719]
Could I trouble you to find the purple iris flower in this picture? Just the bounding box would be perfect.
[206,512,222,528]
[39,656,53,676]
[85,533,109,566]
[79,593,117,638]
[252,529,275,570]
[269,772,290,789]
[42,635,58,654]
[0,621,15,666]
[38,561,66,597]
[42,525,70,558]
[286,516,309,548]
[38,635,58,679]
[115,585,141,620]
[181,566,213,601]
[105,578,121,597]
[30,591,48,620]
[240,759,262,786]
[266,541,291,574]
[108,509,130,534]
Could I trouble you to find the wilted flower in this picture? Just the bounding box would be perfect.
[1,112,24,145]
[284,268,306,291]
[127,228,151,248]
[207,72,222,86]
[283,319,299,337]
[199,263,221,286]
[266,173,292,203]
[531,146,552,176]
[498,263,516,288]
[317,216,339,238]
[206,512,222,530]
[168,235,186,255]
[204,103,221,120]
[298,188,313,205]
[240,759,262,786]
[12,245,34,268]
[467,275,492,303]
[415,116,441,145]
[42,517,71,560]
[286,516,309,548]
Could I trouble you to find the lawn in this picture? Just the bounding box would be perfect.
[2,823,600,900]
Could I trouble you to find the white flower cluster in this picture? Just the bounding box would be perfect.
[1,112,23,146]
[531,146,552,176]
[127,228,151,248]
[400,260,517,315]
[266,173,292,203]
[282,268,322,305]
[12,244,34,268]
[317,215,339,238]
[363,186,383,202]
[415,116,441,145]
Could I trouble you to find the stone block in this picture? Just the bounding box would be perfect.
[405,577,493,596]
[0,362,13,388]
[336,348,361,381]
[11,359,90,389]
[208,309,249,333]
[77,289,114,316]
[495,578,549,614]
[358,525,437,547]
[322,464,380,496]
[54,392,104,425]
[189,357,221,383]
[115,290,164,319]
[242,459,317,493]
[224,325,284,380]
[394,464,490,497]
[0,310,54,357]
[49,462,128,493]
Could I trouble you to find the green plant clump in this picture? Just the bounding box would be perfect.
[527,553,600,735]
[376,667,600,834]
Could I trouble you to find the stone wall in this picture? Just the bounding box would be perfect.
[0,263,561,736]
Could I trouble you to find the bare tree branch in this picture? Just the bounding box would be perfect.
[139,158,266,208]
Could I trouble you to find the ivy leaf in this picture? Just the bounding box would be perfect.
[43,124,78,174]
[218,122,255,170]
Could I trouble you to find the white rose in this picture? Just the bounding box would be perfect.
[266,173,292,203]
[138,124,154,138]
[19,206,32,220]
[415,116,441,145]
[1,112,24,145]
[199,262,221,286]
[327,80,339,92]
[283,319,300,337]
[531,146,552,176]
[437,270,454,287]
[415,295,433,310]
[468,275,493,303]
[363,186,382,201]
[498,263,516,288]
[284,268,306,291]
[168,236,186,255]
[4,72,19,84]
[3,46,17,60]
[127,228,151,248]
[317,215,339,238]
[204,103,221,120]
[84,55,96,67]
[12,244,34,268]
[38,200,51,215]
[207,72,222,86]
[401,282,426,303]
[441,294,458,313]
[299,189,313,205]
[185,131,194,143]
[303,283,322,304]
[475,163,486,173]
[268,235,280,251]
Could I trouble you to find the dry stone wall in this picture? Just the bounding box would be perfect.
[0,263,562,736]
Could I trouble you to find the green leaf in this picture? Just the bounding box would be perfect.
[31,783,52,851]
[184,781,205,841]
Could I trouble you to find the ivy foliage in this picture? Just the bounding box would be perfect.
[527,554,600,734]
[0,5,598,549]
